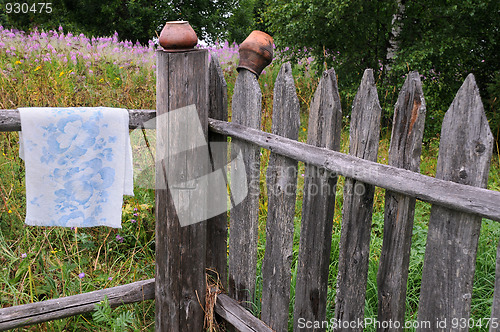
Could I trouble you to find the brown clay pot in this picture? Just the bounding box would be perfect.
[237,31,274,77]
[158,21,198,51]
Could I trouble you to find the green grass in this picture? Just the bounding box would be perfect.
[1,28,500,331]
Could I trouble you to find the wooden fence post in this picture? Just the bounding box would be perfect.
[293,68,342,331]
[417,74,493,331]
[377,71,426,330]
[334,69,382,332]
[261,62,300,331]
[155,49,209,331]
[228,69,262,310]
[207,55,229,288]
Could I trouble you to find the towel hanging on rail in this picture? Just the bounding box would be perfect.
[19,107,133,228]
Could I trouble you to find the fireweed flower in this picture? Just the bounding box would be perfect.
[116,234,124,243]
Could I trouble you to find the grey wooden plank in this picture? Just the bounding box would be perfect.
[228,69,262,310]
[293,68,342,331]
[260,63,300,332]
[377,71,426,331]
[0,279,154,331]
[155,49,209,332]
[208,118,500,223]
[207,55,229,288]
[334,69,382,332]
[215,293,274,332]
[0,109,156,131]
[417,74,494,331]
[490,238,500,332]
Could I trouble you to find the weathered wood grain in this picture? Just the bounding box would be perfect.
[155,49,208,332]
[0,279,154,331]
[417,74,494,331]
[207,55,229,288]
[228,69,262,310]
[334,69,382,332]
[377,71,426,331]
[490,239,500,332]
[260,63,300,332]
[293,68,342,331]
[208,119,500,222]
[215,293,274,332]
[0,108,156,131]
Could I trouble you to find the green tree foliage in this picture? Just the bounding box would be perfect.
[157,0,237,44]
[265,0,397,88]
[396,0,500,139]
[227,0,270,43]
[264,0,500,141]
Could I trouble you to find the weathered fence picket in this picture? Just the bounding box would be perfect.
[377,71,426,330]
[417,74,494,331]
[261,62,300,332]
[207,55,229,288]
[334,69,382,331]
[228,69,262,309]
[293,68,342,331]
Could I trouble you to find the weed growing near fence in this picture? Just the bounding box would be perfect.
[0,27,499,331]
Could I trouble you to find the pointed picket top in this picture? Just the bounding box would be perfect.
[306,68,342,150]
[388,71,426,171]
[436,73,493,187]
[270,62,300,139]
[349,69,382,160]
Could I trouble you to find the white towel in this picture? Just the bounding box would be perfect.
[19,107,133,228]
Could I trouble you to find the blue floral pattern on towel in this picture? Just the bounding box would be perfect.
[19,107,132,228]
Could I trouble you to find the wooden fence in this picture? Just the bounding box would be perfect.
[1,47,500,332]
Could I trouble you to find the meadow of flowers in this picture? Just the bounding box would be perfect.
[0,26,499,332]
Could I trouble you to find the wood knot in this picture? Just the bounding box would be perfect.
[475,143,486,154]
[459,168,467,179]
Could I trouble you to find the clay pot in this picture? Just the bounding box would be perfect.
[237,31,274,77]
[159,21,198,51]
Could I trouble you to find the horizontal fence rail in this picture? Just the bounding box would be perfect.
[0,109,156,131]
[208,118,500,223]
[0,279,268,332]
[0,107,497,222]
[0,279,155,331]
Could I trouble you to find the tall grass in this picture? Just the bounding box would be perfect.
[1,26,499,331]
